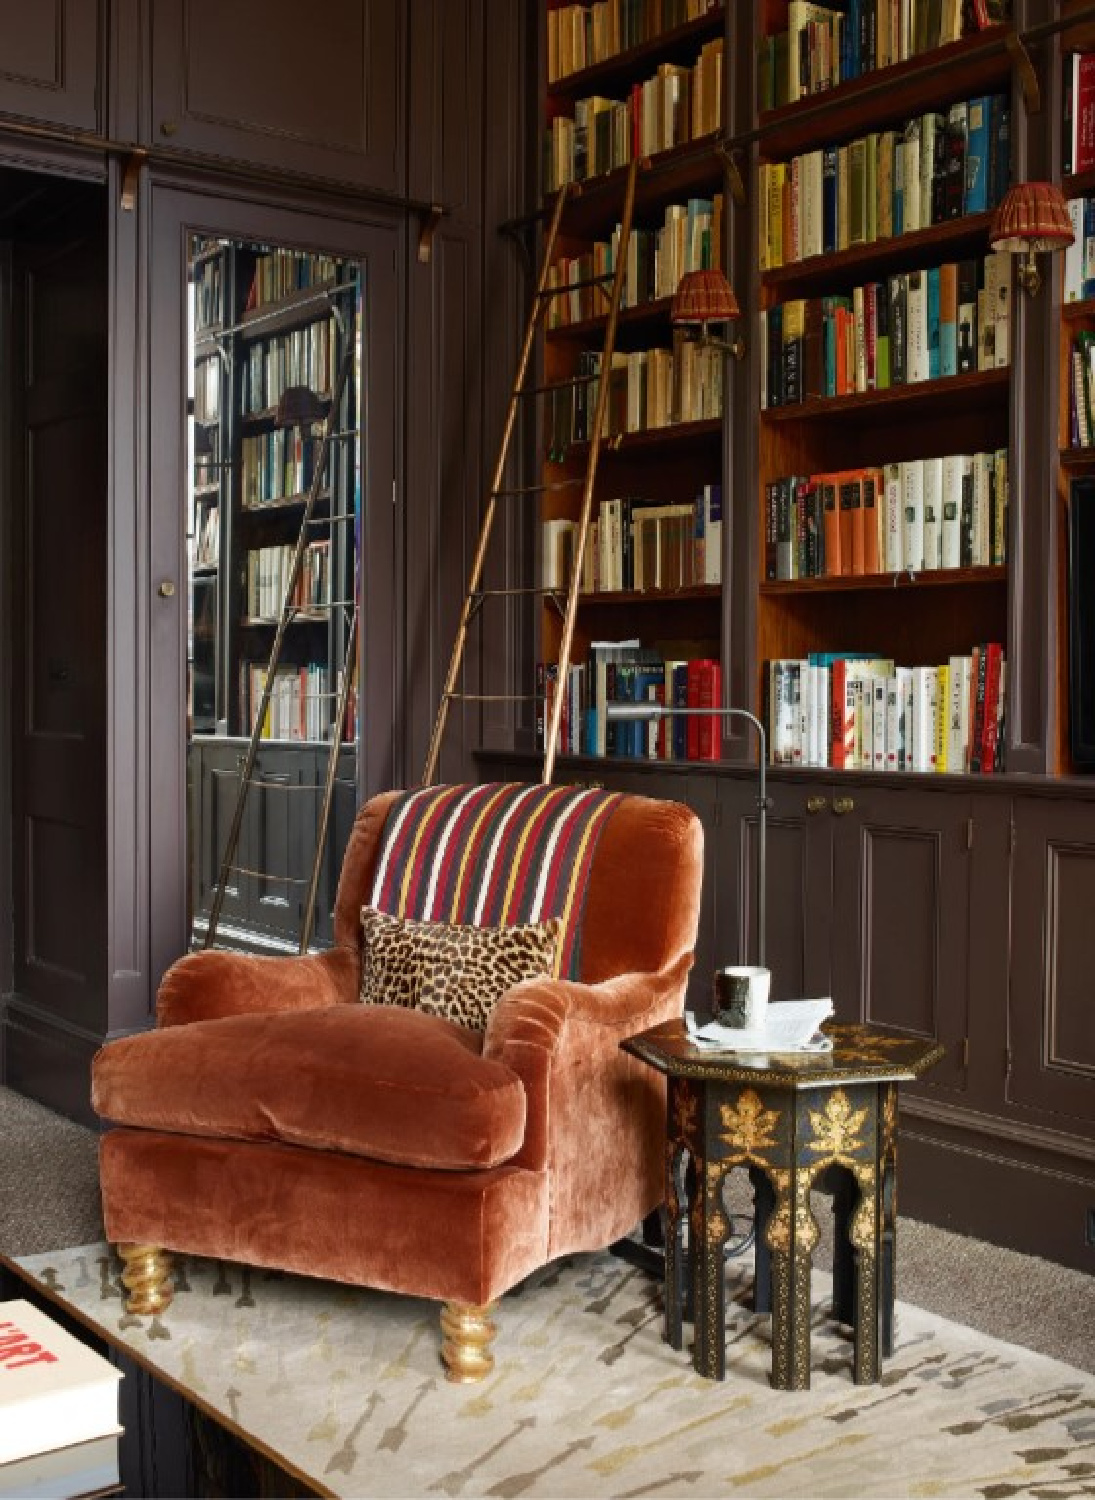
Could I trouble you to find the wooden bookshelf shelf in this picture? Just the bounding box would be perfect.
[565,416,721,457]
[545,296,674,343]
[548,136,725,239]
[239,398,333,433]
[240,490,331,515]
[757,27,1011,160]
[760,565,1006,597]
[762,367,1008,424]
[761,213,996,295]
[578,583,721,606]
[1060,447,1095,470]
[238,280,340,342]
[546,4,726,101]
[1062,299,1095,324]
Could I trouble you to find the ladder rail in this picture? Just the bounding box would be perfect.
[204,333,357,949]
[541,157,640,785]
[421,183,570,787]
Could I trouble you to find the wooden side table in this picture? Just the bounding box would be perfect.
[622,1021,944,1391]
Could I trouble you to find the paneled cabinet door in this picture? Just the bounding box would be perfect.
[148,0,401,191]
[713,775,834,1007]
[0,0,101,132]
[829,783,972,1093]
[1008,796,1095,1138]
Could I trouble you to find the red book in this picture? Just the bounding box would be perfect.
[685,658,704,760]
[979,643,1005,772]
[1076,54,1095,173]
[696,659,723,762]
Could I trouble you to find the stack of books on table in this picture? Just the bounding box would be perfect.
[0,1300,122,1499]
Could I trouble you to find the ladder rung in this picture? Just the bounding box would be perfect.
[538,273,613,298]
[523,373,598,398]
[444,691,538,703]
[306,512,357,526]
[471,586,566,599]
[492,477,582,499]
[239,781,327,794]
[225,864,309,884]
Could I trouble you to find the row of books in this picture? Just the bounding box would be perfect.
[765,646,1007,775]
[543,38,723,190]
[759,0,1007,111]
[241,429,321,508]
[541,484,722,593]
[762,253,1011,408]
[547,337,722,459]
[245,540,331,620]
[245,249,340,311]
[1068,332,1095,450]
[545,194,722,328]
[1063,52,1095,176]
[240,660,352,742]
[193,255,224,333]
[193,502,219,569]
[240,319,334,417]
[536,645,723,761]
[546,0,720,83]
[758,94,1009,270]
[766,450,1008,580]
[192,353,221,423]
[1063,197,1095,305]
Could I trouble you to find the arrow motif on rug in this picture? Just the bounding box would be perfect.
[591,1401,752,1477]
[482,1432,596,1497]
[599,1297,662,1366]
[383,1320,429,1380]
[429,1414,537,1496]
[946,1390,1094,1437]
[325,1390,384,1476]
[594,1374,692,1431]
[377,1378,435,1452]
[587,1268,637,1315]
[235,1266,255,1309]
[73,1254,92,1289]
[615,1470,704,1496]
[226,1385,242,1425]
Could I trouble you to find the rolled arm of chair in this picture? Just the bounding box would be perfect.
[482,951,690,1173]
[156,944,359,1028]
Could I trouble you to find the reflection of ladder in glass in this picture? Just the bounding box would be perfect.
[422,158,640,788]
[204,324,358,955]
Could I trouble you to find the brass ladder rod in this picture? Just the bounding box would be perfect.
[204,331,357,953]
[421,157,640,788]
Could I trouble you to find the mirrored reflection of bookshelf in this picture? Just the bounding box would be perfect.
[538,0,730,766]
[756,0,1014,776]
[185,234,362,952]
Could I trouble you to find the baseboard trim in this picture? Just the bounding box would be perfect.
[0,995,101,1128]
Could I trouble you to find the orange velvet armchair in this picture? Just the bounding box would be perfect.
[92,783,703,1380]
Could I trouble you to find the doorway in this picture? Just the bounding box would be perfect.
[0,165,109,1119]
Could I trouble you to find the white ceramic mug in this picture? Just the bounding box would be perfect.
[713,965,771,1029]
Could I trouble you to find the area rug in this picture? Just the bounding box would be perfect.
[14,1242,1095,1499]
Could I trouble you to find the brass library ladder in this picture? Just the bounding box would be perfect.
[204,315,359,955]
[422,157,640,788]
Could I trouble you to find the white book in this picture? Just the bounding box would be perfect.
[922,455,944,571]
[1064,198,1085,303]
[872,678,887,771]
[980,252,1001,371]
[893,665,913,771]
[884,461,904,573]
[816,665,830,768]
[902,457,925,573]
[902,123,921,233]
[0,1431,120,1500]
[0,1301,122,1465]
[947,654,972,773]
[941,453,965,570]
[911,665,938,773]
[991,250,1011,369]
[919,113,942,231]
[972,451,992,567]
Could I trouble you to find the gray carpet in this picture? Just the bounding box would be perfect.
[3,1084,1092,1374]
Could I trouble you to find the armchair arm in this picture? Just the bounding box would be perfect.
[482,950,690,1174]
[156,944,359,1028]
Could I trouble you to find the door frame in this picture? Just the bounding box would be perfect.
[146,180,402,997]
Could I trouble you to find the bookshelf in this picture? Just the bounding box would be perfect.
[185,236,361,952]
[538,0,730,764]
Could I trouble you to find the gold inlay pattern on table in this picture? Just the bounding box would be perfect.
[806,1088,869,1163]
[718,1088,781,1154]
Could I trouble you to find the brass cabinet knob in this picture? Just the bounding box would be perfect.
[806,795,828,814]
[160,120,178,137]
[832,795,855,816]
[158,579,177,598]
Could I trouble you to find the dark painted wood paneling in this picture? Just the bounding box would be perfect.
[0,0,102,133]
[1008,796,1095,1135]
[147,0,402,191]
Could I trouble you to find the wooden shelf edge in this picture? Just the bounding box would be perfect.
[761,212,995,292]
[563,416,722,455]
[762,366,1008,421]
[1060,447,1095,470]
[760,565,1006,595]
[576,584,721,605]
[546,296,673,342]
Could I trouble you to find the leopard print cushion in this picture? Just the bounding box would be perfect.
[359,906,560,1031]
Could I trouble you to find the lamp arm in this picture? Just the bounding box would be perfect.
[603,702,768,967]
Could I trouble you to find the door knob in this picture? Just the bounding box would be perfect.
[832,795,855,816]
[158,580,177,598]
[806,795,828,814]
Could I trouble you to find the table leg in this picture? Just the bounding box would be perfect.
[830,1167,857,1326]
[690,1158,728,1380]
[768,1168,815,1391]
[880,1148,896,1361]
[851,1156,883,1385]
[664,1142,687,1353]
[749,1166,774,1316]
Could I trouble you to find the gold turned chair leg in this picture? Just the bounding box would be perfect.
[117,1244,175,1316]
[440,1301,498,1383]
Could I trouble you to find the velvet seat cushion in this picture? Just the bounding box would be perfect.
[92,1005,528,1172]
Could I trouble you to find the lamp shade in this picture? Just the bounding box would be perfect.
[989,181,1075,254]
[671,267,740,326]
